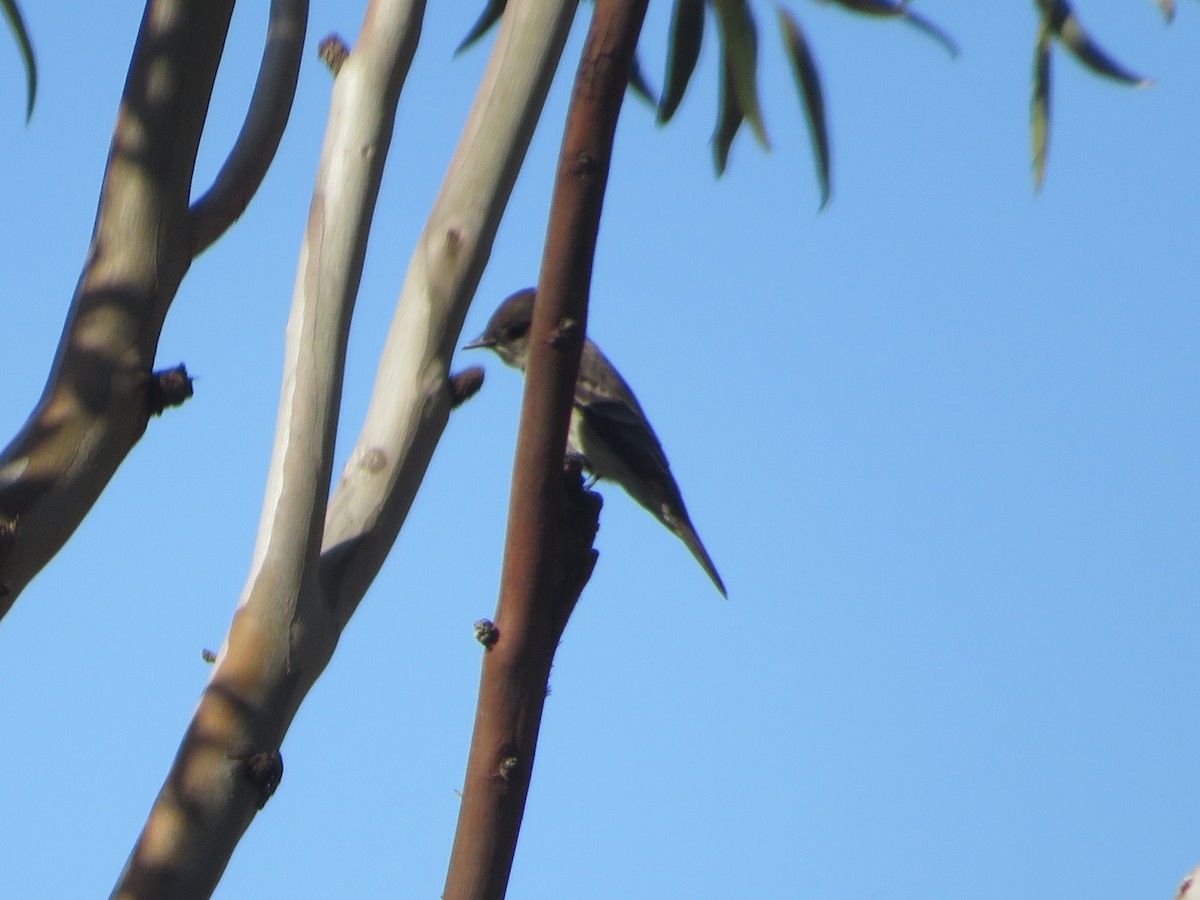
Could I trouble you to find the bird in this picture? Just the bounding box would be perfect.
[464,288,726,597]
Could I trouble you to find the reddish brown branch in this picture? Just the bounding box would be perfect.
[442,1,649,896]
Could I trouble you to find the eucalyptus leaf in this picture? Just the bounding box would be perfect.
[1039,0,1151,87]
[2,0,36,122]
[659,0,705,124]
[820,0,907,14]
[629,53,657,107]
[1031,20,1053,192]
[821,0,958,58]
[456,0,656,105]
[778,7,830,209]
[711,0,770,150]
[455,0,506,55]
[712,48,745,175]
[899,9,959,59]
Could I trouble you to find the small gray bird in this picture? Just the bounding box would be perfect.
[464,288,726,597]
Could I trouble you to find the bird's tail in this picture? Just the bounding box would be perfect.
[664,510,727,598]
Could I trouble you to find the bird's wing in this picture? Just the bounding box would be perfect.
[573,340,673,480]
[573,391,671,484]
[575,386,726,598]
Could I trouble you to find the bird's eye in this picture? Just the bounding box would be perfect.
[506,322,530,341]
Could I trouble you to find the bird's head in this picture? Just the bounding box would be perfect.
[463,287,536,370]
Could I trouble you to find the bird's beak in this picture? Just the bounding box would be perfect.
[462,335,492,351]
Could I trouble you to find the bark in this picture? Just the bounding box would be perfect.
[0,0,305,621]
[442,1,649,896]
[319,0,578,625]
[115,1,578,894]
[190,0,309,256]
[112,2,428,894]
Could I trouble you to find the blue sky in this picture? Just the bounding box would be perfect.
[1,3,1197,898]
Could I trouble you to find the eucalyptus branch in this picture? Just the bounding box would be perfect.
[112,3,428,895]
[189,0,309,256]
[443,0,648,895]
[318,0,578,622]
[0,0,235,621]
[115,0,582,892]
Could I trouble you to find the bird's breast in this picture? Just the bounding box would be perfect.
[567,407,626,485]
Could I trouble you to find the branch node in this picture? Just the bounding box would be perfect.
[497,755,519,783]
[0,515,17,555]
[571,150,600,178]
[357,447,389,473]
[146,364,194,416]
[443,226,464,258]
[228,747,284,810]
[449,367,485,409]
[474,618,499,649]
[318,34,350,76]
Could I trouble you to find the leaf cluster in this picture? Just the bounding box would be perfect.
[459,0,1181,204]
[1030,0,1155,192]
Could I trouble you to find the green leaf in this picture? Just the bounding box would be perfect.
[778,7,830,210]
[455,0,506,55]
[2,0,36,122]
[1031,20,1053,193]
[628,53,657,107]
[821,0,906,14]
[456,0,654,104]
[899,9,958,59]
[1039,0,1152,87]
[711,47,744,175]
[659,0,705,124]
[821,0,958,58]
[711,0,770,151]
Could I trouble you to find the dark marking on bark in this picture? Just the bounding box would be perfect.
[571,151,599,179]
